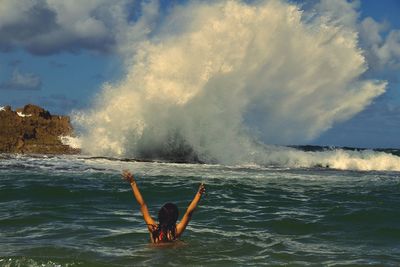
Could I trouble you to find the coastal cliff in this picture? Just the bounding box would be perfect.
[0,104,79,154]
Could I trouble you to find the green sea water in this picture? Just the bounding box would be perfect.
[0,155,399,266]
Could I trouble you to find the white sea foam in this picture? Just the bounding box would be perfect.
[254,147,400,171]
[71,0,399,172]
[17,111,32,117]
[59,135,82,149]
[0,106,4,112]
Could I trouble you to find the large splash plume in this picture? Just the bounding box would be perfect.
[73,0,400,170]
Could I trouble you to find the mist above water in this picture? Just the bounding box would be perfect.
[73,0,400,171]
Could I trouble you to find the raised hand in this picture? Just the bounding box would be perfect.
[122,169,135,184]
[123,169,156,228]
[198,183,206,195]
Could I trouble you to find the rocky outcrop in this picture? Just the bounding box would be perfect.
[0,104,80,154]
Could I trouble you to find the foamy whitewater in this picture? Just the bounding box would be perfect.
[71,0,400,171]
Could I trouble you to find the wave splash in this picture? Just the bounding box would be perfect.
[252,146,400,171]
[72,0,399,171]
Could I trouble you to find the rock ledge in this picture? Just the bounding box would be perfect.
[0,104,80,154]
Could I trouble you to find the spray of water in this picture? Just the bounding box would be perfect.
[73,0,400,171]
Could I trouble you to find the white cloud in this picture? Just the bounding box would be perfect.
[1,0,398,73]
[45,0,110,38]
[359,17,385,45]
[0,69,42,90]
[313,0,360,28]
[360,18,400,70]
[0,0,37,26]
[313,0,400,72]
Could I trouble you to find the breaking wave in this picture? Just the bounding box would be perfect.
[251,146,400,171]
[71,0,400,171]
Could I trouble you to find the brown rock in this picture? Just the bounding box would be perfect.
[0,104,80,154]
[16,104,52,119]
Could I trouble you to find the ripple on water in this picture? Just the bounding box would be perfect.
[0,157,400,266]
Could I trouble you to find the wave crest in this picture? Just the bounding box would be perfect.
[72,0,394,171]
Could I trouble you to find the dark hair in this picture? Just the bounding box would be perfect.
[152,203,179,243]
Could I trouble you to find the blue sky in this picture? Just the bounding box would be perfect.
[0,0,399,149]
[313,0,400,148]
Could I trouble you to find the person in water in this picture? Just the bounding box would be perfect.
[122,170,206,244]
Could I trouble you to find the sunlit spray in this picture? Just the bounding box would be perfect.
[72,0,400,171]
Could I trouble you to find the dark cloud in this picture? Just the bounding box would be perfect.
[0,69,42,91]
[0,0,128,55]
[0,2,58,53]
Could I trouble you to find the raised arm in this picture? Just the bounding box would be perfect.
[176,183,205,237]
[122,170,155,228]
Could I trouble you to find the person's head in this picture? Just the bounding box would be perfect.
[158,202,179,226]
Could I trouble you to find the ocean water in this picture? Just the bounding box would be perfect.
[0,154,399,266]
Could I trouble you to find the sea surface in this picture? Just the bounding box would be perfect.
[0,154,399,266]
